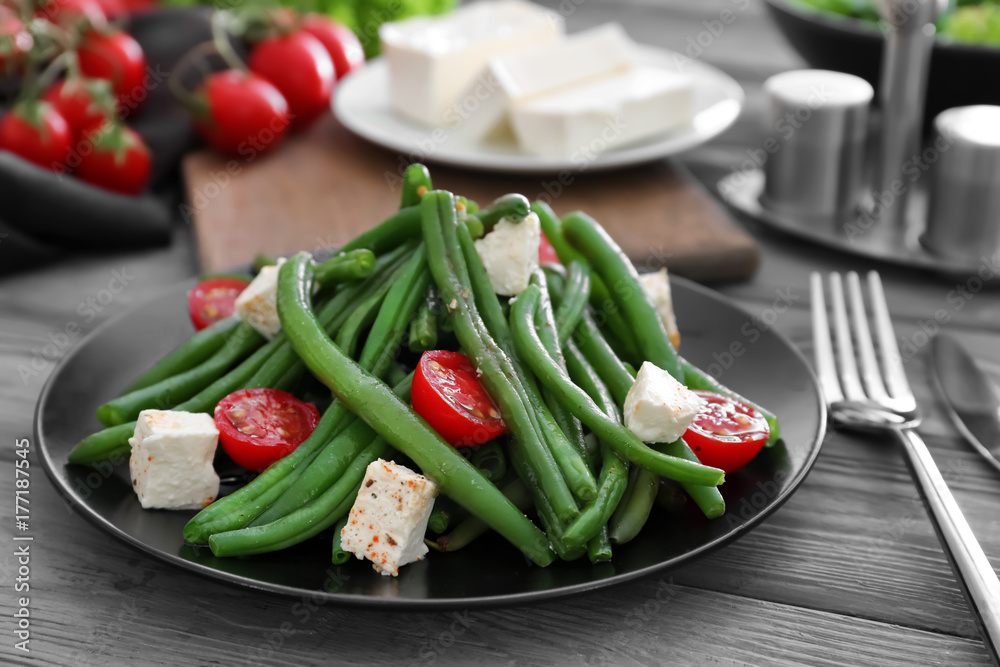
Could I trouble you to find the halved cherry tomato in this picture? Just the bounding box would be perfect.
[248,31,334,129]
[301,15,365,80]
[539,232,560,264]
[188,276,250,331]
[412,350,506,447]
[684,390,770,474]
[214,388,321,472]
[78,29,147,107]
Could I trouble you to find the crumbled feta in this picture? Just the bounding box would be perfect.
[128,410,220,510]
[235,258,285,339]
[341,459,439,577]
[473,212,540,296]
[639,269,681,349]
[624,362,705,444]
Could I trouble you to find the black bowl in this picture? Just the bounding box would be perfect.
[765,0,1000,125]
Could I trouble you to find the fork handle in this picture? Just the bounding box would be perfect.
[896,427,1000,663]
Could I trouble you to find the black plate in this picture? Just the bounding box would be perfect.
[765,0,1000,129]
[35,276,826,609]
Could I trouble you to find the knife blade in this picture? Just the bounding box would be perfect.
[930,333,1000,475]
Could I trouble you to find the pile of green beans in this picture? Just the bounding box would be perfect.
[68,163,785,574]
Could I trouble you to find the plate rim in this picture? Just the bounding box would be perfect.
[333,48,745,175]
[35,275,827,610]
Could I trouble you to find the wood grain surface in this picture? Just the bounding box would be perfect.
[4,1,1000,665]
[182,116,760,284]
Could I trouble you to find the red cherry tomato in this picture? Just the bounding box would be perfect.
[192,70,290,156]
[78,30,147,107]
[36,0,106,28]
[75,124,151,195]
[539,232,560,265]
[214,388,321,472]
[684,390,770,474]
[187,276,250,331]
[0,102,71,171]
[43,78,116,137]
[0,7,33,75]
[412,350,506,448]
[248,31,334,129]
[301,15,365,81]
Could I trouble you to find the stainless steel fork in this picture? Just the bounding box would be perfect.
[811,270,1000,662]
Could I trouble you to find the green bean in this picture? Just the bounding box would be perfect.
[427,192,579,523]
[659,440,725,518]
[608,463,659,545]
[97,323,265,426]
[542,264,567,305]
[339,205,422,256]
[386,359,409,387]
[436,479,533,552]
[334,266,399,358]
[66,422,136,465]
[275,253,554,566]
[428,508,450,534]
[477,193,531,231]
[680,357,781,445]
[510,285,724,486]
[400,163,432,209]
[470,440,506,481]
[532,202,641,361]
[554,261,590,347]
[456,195,479,215]
[562,211,681,379]
[408,284,439,353]
[331,515,352,565]
[572,311,635,405]
[119,316,239,395]
[588,527,613,563]
[313,249,377,285]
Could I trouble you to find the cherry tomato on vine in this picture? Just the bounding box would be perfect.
[43,78,116,137]
[191,70,290,156]
[683,390,770,474]
[0,101,71,171]
[412,350,507,448]
[78,29,147,107]
[0,6,32,75]
[248,31,334,129]
[36,0,106,29]
[187,276,250,330]
[75,124,151,195]
[214,388,321,472]
[301,14,365,81]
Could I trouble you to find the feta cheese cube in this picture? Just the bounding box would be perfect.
[639,269,681,349]
[473,212,541,296]
[235,258,285,339]
[341,459,439,577]
[624,362,705,444]
[128,410,220,510]
[380,0,564,127]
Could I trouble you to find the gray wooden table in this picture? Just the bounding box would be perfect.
[4,1,1000,664]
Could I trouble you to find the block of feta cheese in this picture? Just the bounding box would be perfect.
[639,269,681,349]
[473,211,541,296]
[455,23,635,142]
[235,257,285,339]
[510,65,694,158]
[129,410,220,510]
[379,0,563,127]
[624,362,705,444]
[341,459,439,577]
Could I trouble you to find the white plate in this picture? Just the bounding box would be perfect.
[333,46,744,174]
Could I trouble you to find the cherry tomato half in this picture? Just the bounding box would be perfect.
[214,388,321,472]
[412,350,506,448]
[248,31,334,129]
[539,232,560,265]
[188,276,250,331]
[684,390,770,474]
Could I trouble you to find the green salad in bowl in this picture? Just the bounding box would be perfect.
[796,0,1000,45]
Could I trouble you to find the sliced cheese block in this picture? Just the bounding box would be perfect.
[455,23,635,142]
[380,0,563,127]
[510,65,694,158]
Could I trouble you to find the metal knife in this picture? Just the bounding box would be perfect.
[930,333,1000,475]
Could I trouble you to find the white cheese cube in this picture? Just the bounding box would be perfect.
[624,362,705,444]
[234,258,285,339]
[639,269,681,349]
[380,0,563,127]
[128,410,220,510]
[510,65,693,158]
[455,23,635,142]
[473,212,540,296]
[341,459,439,577]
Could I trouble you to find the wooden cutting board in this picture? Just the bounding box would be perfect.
[182,115,759,283]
